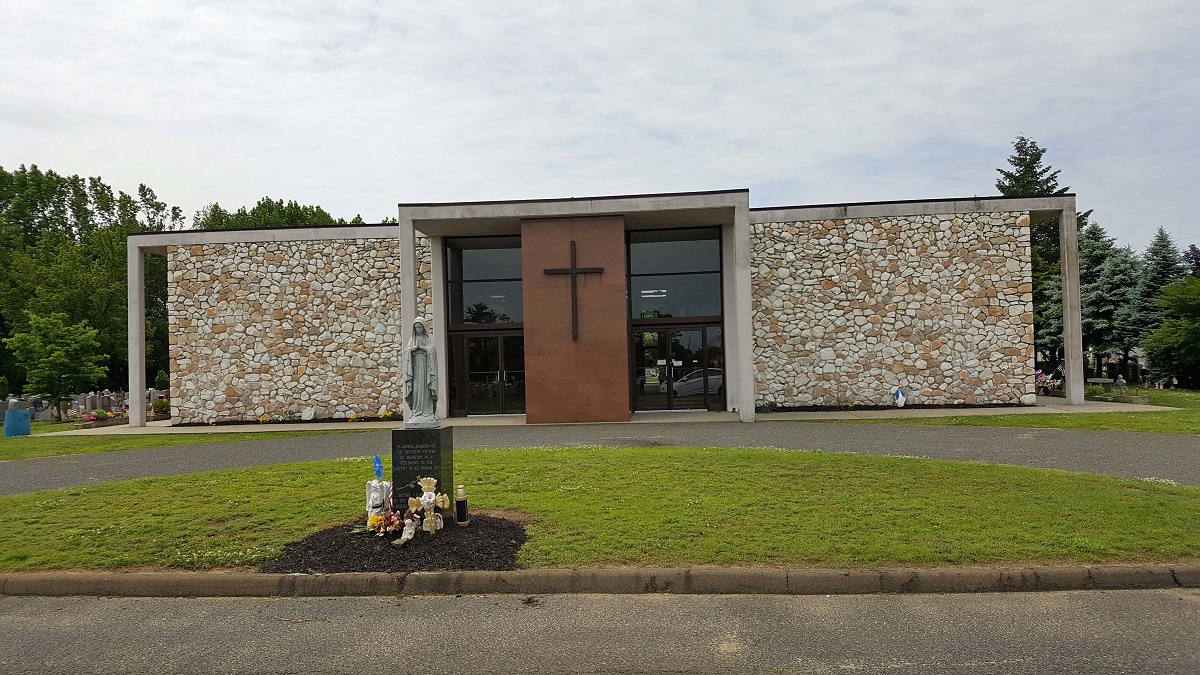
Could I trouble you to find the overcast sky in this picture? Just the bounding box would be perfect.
[2,1,1197,249]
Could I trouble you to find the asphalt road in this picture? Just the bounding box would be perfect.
[2,421,1197,496]
[1,590,1197,674]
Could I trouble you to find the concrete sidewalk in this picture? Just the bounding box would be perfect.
[1,563,1197,597]
[41,396,1172,436]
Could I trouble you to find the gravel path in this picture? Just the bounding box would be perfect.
[1,421,1197,496]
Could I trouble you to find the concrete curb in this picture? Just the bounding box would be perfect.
[1,564,1197,598]
[0,572,404,597]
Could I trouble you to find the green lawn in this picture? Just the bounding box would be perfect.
[0,447,1196,572]
[0,428,374,462]
[30,421,77,435]
[861,389,1200,435]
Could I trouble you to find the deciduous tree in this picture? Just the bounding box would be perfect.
[3,312,107,420]
[193,197,363,230]
[1141,277,1200,388]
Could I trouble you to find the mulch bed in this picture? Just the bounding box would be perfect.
[259,515,526,573]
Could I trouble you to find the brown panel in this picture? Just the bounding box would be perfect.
[522,216,630,423]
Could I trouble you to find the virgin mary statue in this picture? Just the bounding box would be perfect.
[403,318,439,427]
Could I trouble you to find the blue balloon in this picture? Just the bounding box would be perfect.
[373,455,384,480]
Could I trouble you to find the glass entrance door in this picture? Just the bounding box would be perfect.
[632,327,723,411]
[466,335,525,415]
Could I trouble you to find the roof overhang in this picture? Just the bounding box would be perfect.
[399,189,749,237]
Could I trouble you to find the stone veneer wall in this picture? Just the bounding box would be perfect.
[414,235,433,327]
[751,212,1035,407]
[168,237,432,423]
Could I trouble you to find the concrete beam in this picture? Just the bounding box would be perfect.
[750,195,1077,223]
[126,225,398,249]
[1059,201,1085,405]
[126,241,147,427]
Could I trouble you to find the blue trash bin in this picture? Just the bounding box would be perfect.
[4,409,31,437]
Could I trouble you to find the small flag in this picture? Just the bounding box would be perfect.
[373,455,384,480]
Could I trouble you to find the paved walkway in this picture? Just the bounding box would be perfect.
[44,396,1168,435]
[2,414,1197,495]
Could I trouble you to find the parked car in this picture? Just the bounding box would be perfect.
[665,368,723,396]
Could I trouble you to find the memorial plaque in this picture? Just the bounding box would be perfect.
[391,427,453,501]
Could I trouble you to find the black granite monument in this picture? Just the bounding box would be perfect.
[391,427,453,501]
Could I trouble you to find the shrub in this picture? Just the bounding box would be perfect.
[155,370,170,391]
[0,375,8,400]
[151,398,171,416]
[1084,385,1108,399]
[93,409,110,420]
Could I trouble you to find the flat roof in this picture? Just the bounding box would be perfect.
[749,193,1076,212]
[127,191,1079,245]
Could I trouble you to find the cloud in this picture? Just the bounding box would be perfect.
[1,0,1196,247]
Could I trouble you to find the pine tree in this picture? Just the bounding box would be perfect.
[1090,246,1142,377]
[995,136,1067,197]
[1036,272,1063,361]
[1183,244,1200,278]
[1078,222,1115,363]
[1130,227,1189,342]
[995,135,1075,264]
[994,136,1090,366]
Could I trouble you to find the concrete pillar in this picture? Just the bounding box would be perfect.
[398,214,418,421]
[1059,202,1084,404]
[723,194,755,422]
[428,235,449,419]
[126,242,147,426]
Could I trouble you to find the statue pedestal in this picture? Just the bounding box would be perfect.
[391,427,453,501]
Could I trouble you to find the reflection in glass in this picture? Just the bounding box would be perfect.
[453,281,523,324]
[669,330,705,409]
[465,334,524,415]
[629,228,720,275]
[447,237,523,326]
[633,331,667,411]
[447,236,522,281]
[504,371,525,413]
[632,327,724,411]
[630,273,721,319]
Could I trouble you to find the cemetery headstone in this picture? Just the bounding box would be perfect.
[85,393,97,411]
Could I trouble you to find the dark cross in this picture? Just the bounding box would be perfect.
[543,240,604,341]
